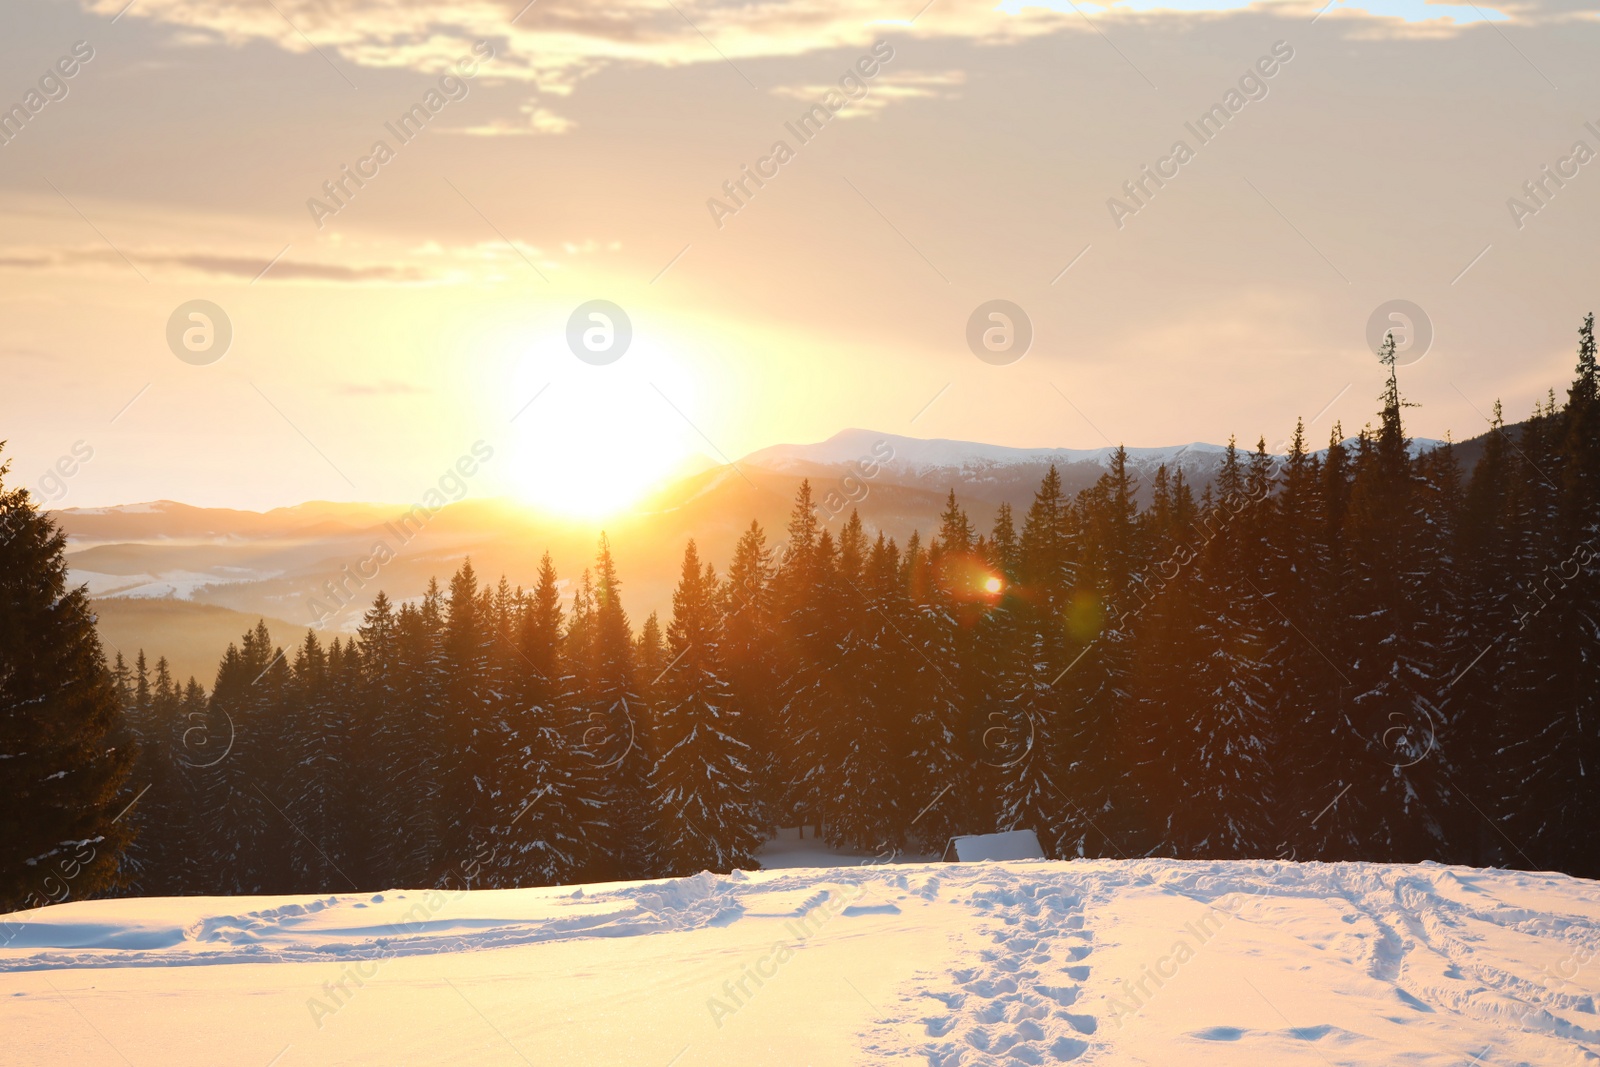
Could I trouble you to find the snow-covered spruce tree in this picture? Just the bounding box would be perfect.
[797,514,913,852]
[634,611,667,705]
[1051,450,1138,858]
[1451,402,1522,866]
[323,635,368,883]
[470,574,522,887]
[489,554,586,887]
[559,567,617,876]
[440,560,497,872]
[1123,463,1205,857]
[119,655,195,895]
[720,520,781,834]
[1329,341,1455,862]
[1075,447,1152,857]
[1260,422,1349,859]
[577,536,652,881]
[113,651,153,892]
[351,590,400,884]
[1410,435,1472,863]
[951,502,1023,846]
[0,453,134,911]
[905,493,982,852]
[1493,320,1600,875]
[283,629,352,890]
[773,481,830,836]
[190,620,286,893]
[1541,313,1600,878]
[1169,440,1280,858]
[379,585,448,888]
[994,465,1076,857]
[780,522,845,842]
[649,540,762,875]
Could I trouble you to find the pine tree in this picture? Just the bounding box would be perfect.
[122,656,192,894]
[774,482,832,836]
[795,514,914,851]
[1491,321,1600,874]
[1329,342,1453,861]
[489,556,585,887]
[197,621,292,893]
[1263,422,1345,857]
[995,466,1076,856]
[635,612,668,702]
[721,521,780,832]
[284,629,350,888]
[1170,440,1278,857]
[577,536,650,880]
[380,583,447,887]
[441,560,494,858]
[1124,463,1204,857]
[907,493,981,852]
[650,540,762,874]
[0,452,134,911]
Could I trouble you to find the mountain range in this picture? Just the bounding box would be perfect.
[54,426,1472,682]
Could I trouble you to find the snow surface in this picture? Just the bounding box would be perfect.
[2,859,1597,1065]
[743,429,1450,481]
[744,430,1231,478]
[68,568,278,600]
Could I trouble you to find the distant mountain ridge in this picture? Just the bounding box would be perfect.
[741,429,1236,507]
[741,428,1449,505]
[746,429,1229,479]
[49,425,1474,682]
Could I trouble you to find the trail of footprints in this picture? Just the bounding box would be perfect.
[885,876,1099,1065]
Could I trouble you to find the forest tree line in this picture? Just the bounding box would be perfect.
[4,319,1599,912]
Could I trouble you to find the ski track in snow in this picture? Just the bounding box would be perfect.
[3,859,1598,1064]
[0,871,751,972]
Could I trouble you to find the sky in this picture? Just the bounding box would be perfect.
[1,0,1598,512]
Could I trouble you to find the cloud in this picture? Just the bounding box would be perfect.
[74,0,1574,137]
[450,101,578,136]
[770,69,967,118]
[0,246,432,283]
[63,0,1117,97]
[177,254,428,282]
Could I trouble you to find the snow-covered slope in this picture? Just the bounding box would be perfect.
[744,429,1231,482]
[744,429,1449,484]
[4,859,1596,1065]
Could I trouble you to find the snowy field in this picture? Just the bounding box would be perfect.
[3,858,1598,1066]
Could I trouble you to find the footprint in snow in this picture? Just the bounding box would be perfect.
[1049,1036,1089,1060]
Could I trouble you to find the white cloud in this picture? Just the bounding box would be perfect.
[770,69,967,118]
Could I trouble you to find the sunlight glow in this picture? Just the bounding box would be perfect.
[506,329,701,519]
[984,576,1004,594]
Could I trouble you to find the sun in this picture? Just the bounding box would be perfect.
[505,333,703,518]
[984,576,1004,594]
